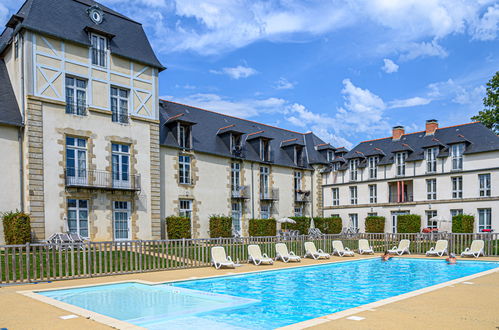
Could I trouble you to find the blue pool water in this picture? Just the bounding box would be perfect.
[38,258,499,329]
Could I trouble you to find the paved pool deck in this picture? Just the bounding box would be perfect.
[0,254,498,329]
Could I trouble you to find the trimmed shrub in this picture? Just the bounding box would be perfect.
[249,219,276,236]
[166,216,191,239]
[365,216,385,233]
[314,217,342,234]
[283,217,310,234]
[209,215,232,238]
[452,214,475,233]
[2,211,32,245]
[397,214,421,233]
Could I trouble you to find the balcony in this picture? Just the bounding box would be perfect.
[295,190,311,203]
[65,169,140,191]
[231,185,250,199]
[388,180,414,203]
[389,194,414,203]
[260,187,279,201]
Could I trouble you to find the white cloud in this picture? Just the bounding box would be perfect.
[428,79,486,105]
[382,59,399,73]
[210,65,258,79]
[389,97,432,109]
[471,4,499,41]
[274,77,295,90]
[399,40,448,61]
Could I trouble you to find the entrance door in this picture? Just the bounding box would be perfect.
[231,202,242,235]
[391,211,409,233]
[113,201,130,240]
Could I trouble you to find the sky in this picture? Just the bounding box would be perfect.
[2,0,499,148]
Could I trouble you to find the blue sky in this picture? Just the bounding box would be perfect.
[2,1,498,148]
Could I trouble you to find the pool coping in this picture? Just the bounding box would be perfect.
[17,257,499,329]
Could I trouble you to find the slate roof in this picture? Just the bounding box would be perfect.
[340,122,499,169]
[159,100,334,169]
[0,60,22,127]
[0,0,164,70]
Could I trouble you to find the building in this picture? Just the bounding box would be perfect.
[322,120,499,233]
[0,0,164,243]
[159,101,331,238]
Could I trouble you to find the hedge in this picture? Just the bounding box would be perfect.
[397,214,421,233]
[166,216,191,239]
[314,217,342,234]
[249,219,276,236]
[365,216,385,233]
[452,214,474,233]
[209,215,232,238]
[2,211,32,245]
[283,217,310,234]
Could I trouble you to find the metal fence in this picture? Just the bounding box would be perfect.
[1,233,497,285]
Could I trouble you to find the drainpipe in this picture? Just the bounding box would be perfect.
[251,162,254,219]
[19,32,26,212]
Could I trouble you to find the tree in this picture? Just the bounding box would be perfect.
[472,71,499,134]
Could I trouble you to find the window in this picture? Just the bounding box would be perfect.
[368,212,378,217]
[368,156,379,179]
[66,137,87,185]
[91,34,107,67]
[230,134,242,154]
[294,207,303,217]
[260,204,270,219]
[327,150,334,162]
[178,124,191,149]
[426,210,437,229]
[451,176,462,199]
[67,199,88,238]
[425,147,438,173]
[112,143,130,188]
[231,162,240,193]
[426,179,437,200]
[260,139,271,162]
[231,202,242,234]
[450,209,463,219]
[65,76,87,115]
[349,186,357,205]
[260,166,270,198]
[113,201,130,240]
[294,146,303,166]
[110,87,129,124]
[179,199,192,219]
[478,208,491,232]
[349,159,359,181]
[332,188,339,206]
[479,174,491,197]
[179,155,191,184]
[451,143,464,170]
[396,152,407,176]
[349,214,358,231]
[369,184,377,203]
[294,171,302,191]
[332,162,340,171]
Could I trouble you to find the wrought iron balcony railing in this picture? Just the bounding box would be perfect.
[260,187,279,201]
[231,185,250,199]
[295,190,311,203]
[388,194,414,203]
[65,169,140,191]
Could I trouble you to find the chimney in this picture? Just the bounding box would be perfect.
[392,126,405,140]
[425,119,439,135]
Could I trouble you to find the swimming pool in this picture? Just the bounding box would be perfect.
[37,258,499,329]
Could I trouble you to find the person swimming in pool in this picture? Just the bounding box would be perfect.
[446,253,457,264]
[381,251,392,261]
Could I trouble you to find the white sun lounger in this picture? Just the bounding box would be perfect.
[275,243,301,263]
[426,240,448,257]
[211,246,235,269]
[248,245,274,265]
[461,240,485,258]
[332,240,354,257]
[358,239,374,255]
[388,239,411,255]
[304,242,330,259]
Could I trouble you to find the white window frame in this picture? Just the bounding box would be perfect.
[260,139,270,162]
[65,76,87,115]
[67,199,89,238]
[349,213,358,231]
[451,143,464,170]
[327,150,334,162]
[179,199,192,219]
[112,143,130,188]
[231,162,241,193]
[294,206,303,217]
[426,210,438,229]
[478,208,491,232]
[179,155,191,185]
[113,201,130,240]
[332,188,339,206]
[425,147,438,173]
[66,137,87,185]
[260,203,270,219]
[178,124,191,149]
[110,86,129,124]
[479,174,491,197]
[294,171,302,191]
[91,33,107,67]
[231,202,242,235]
[349,159,359,181]
[451,176,462,199]
[396,152,407,176]
[426,179,437,200]
[450,209,463,219]
[368,156,378,179]
[260,166,270,198]
[349,186,357,205]
[369,184,377,204]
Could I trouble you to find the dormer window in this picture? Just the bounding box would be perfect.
[260,139,271,162]
[396,152,407,176]
[91,34,107,67]
[230,133,242,154]
[349,159,359,181]
[425,147,438,173]
[368,156,379,179]
[178,124,191,149]
[332,162,340,171]
[451,143,464,170]
[294,146,304,166]
[327,150,334,162]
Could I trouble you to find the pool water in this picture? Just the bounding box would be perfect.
[37,258,499,329]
